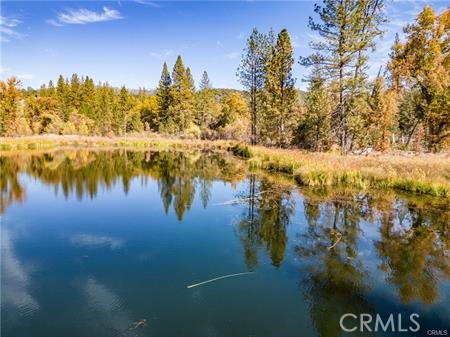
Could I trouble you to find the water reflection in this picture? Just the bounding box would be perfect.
[236,175,295,269]
[375,198,450,304]
[0,156,25,213]
[298,195,374,337]
[1,150,246,219]
[1,150,449,337]
[1,228,40,318]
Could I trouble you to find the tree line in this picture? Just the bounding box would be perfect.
[1,2,448,153]
[0,60,248,140]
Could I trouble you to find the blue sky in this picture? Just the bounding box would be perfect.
[1,0,448,90]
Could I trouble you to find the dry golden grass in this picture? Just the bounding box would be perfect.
[0,134,233,152]
[234,145,450,197]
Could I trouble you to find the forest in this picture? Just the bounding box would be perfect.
[1,2,449,154]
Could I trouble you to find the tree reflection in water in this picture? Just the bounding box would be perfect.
[0,150,247,220]
[297,194,374,337]
[375,197,450,304]
[236,174,295,269]
[1,150,449,325]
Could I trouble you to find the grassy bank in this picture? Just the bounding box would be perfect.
[0,135,233,152]
[230,144,450,198]
[1,135,449,198]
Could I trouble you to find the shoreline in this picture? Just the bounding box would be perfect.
[1,135,449,198]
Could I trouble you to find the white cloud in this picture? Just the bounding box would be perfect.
[133,0,162,8]
[0,15,26,42]
[149,49,173,59]
[17,73,33,80]
[224,51,239,59]
[71,234,123,250]
[47,7,123,26]
[236,32,245,40]
[0,16,21,28]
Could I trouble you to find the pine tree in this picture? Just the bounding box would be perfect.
[156,62,172,131]
[47,80,56,98]
[301,0,385,154]
[114,86,131,136]
[262,29,297,147]
[297,60,332,151]
[168,55,194,132]
[56,75,70,122]
[238,28,270,145]
[96,84,115,135]
[70,73,81,110]
[199,71,212,90]
[186,67,196,93]
[195,71,218,129]
[79,76,96,126]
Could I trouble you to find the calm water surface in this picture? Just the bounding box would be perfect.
[1,150,449,337]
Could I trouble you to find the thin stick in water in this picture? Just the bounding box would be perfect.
[186,272,255,289]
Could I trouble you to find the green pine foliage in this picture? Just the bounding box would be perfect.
[167,56,195,133]
[261,29,298,147]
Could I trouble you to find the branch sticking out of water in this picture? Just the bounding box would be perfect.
[327,233,342,250]
[186,272,255,289]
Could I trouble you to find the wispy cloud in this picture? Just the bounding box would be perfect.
[224,52,239,60]
[0,15,26,42]
[47,7,123,26]
[71,234,123,250]
[149,49,173,59]
[133,0,162,8]
[17,73,33,80]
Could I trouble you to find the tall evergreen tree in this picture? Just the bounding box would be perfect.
[47,80,56,98]
[301,0,385,154]
[96,84,115,135]
[186,67,196,93]
[156,62,172,131]
[262,29,297,147]
[56,75,70,122]
[297,59,332,151]
[79,76,96,125]
[70,73,81,110]
[195,71,217,129]
[199,71,212,90]
[113,86,131,136]
[168,55,194,132]
[238,28,270,145]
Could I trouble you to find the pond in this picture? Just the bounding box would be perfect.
[1,149,449,337]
